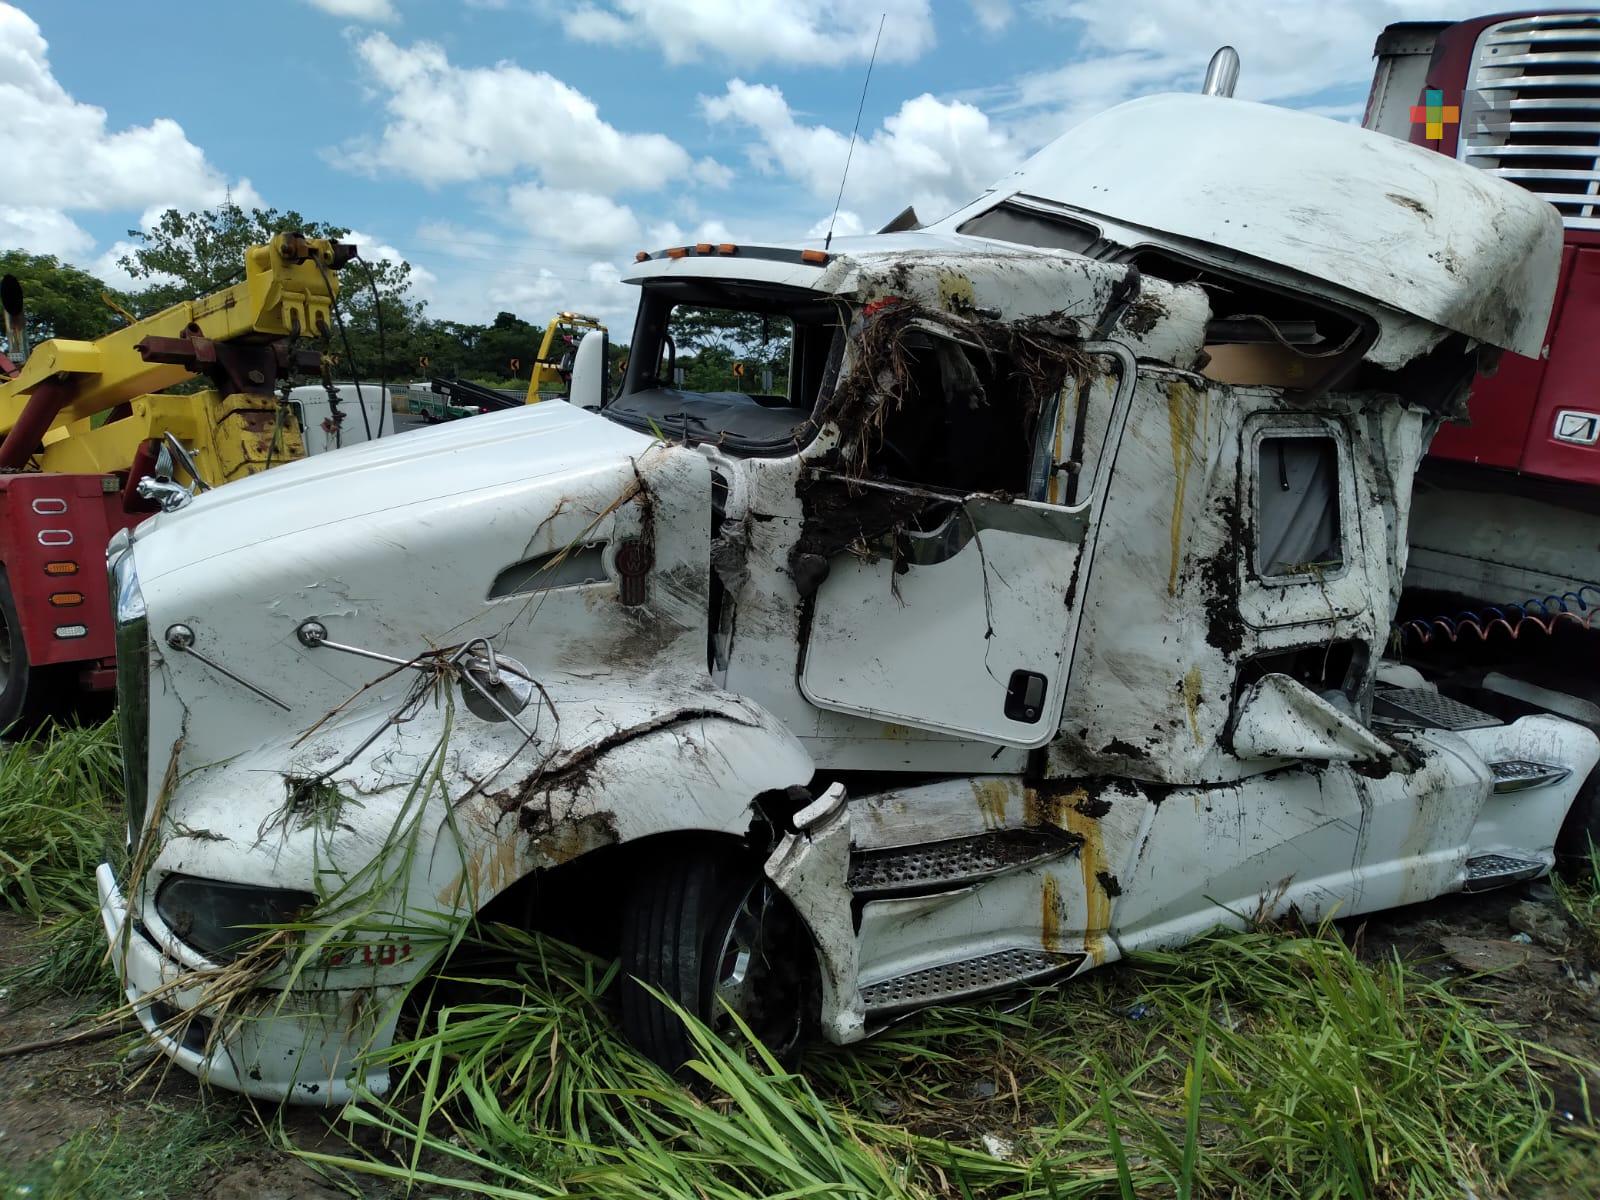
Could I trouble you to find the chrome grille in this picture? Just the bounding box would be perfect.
[1461,13,1600,230]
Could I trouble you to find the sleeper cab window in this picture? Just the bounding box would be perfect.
[1256,433,1344,579]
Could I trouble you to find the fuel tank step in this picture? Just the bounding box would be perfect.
[1462,852,1546,892]
[860,947,1080,1015]
[848,829,1077,897]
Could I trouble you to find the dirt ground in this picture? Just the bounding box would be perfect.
[0,910,371,1199]
[2,886,1598,1197]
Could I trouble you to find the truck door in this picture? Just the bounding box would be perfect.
[798,339,1131,747]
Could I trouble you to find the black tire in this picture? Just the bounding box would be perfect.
[0,569,63,736]
[1556,765,1600,874]
[619,846,810,1073]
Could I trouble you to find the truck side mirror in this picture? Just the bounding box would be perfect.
[567,329,609,412]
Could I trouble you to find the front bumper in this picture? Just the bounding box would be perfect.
[97,863,398,1105]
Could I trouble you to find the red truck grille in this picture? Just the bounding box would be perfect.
[1460,12,1600,231]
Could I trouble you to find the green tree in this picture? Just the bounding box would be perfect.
[669,306,790,394]
[0,252,128,353]
[468,311,544,382]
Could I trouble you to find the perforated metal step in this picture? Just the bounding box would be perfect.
[849,830,1074,896]
[1463,853,1546,892]
[861,947,1078,1014]
[1373,687,1500,732]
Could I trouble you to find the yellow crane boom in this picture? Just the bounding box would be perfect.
[0,233,351,484]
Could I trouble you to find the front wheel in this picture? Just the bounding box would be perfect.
[0,569,62,736]
[619,846,811,1072]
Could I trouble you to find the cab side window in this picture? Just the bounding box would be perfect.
[1256,434,1343,578]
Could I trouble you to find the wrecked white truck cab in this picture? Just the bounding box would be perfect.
[99,94,1594,1102]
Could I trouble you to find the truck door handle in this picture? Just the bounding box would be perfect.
[1004,670,1048,723]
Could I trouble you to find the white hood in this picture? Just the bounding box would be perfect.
[132,402,655,583]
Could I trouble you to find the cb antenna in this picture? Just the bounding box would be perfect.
[824,12,886,252]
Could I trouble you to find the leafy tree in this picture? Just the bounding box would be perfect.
[0,252,128,353]
[469,311,544,382]
[669,306,790,394]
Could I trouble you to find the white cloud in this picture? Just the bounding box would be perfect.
[344,228,438,304]
[806,210,865,239]
[303,0,397,20]
[995,0,1494,141]
[0,4,250,225]
[0,207,93,260]
[559,0,934,66]
[505,185,642,253]
[969,0,1012,33]
[702,79,1023,225]
[339,33,697,191]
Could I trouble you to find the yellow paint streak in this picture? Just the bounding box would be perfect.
[1165,379,1203,596]
[1182,665,1203,745]
[1047,382,1069,506]
[1024,785,1087,832]
[436,835,521,909]
[1065,805,1111,965]
[1041,873,1063,954]
[972,778,1010,828]
[938,271,976,311]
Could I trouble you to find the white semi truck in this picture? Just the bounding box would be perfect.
[98,91,1594,1102]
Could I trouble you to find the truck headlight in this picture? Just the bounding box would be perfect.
[107,537,149,850]
[154,874,316,962]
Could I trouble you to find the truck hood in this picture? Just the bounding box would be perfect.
[132,401,655,583]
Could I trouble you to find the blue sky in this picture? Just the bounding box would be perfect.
[3,0,1532,327]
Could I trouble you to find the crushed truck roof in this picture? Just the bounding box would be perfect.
[627,94,1562,363]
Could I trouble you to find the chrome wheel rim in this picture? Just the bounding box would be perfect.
[712,883,761,1030]
[710,880,804,1055]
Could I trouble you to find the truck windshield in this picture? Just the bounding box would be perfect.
[605,280,845,455]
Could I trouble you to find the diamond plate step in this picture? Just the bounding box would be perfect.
[849,830,1075,896]
[1373,687,1500,731]
[861,947,1079,1014]
[1463,852,1546,892]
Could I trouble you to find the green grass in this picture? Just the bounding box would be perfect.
[0,719,122,917]
[1556,845,1600,966]
[0,720,124,1002]
[5,721,1600,1197]
[301,920,1600,1200]
[0,1101,252,1200]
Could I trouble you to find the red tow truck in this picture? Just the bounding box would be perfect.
[0,234,353,732]
[1367,11,1600,856]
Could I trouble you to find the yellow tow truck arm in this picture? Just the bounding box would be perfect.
[526,311,606,404]
[0,233,352,484]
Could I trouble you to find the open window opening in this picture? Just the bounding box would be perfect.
[957,198,1105,256]
[1127,249,1372,392]
[608,280,845,455]
[868,326,1034,496]
[1256,433,1344,580]
[1235,638,1371,718]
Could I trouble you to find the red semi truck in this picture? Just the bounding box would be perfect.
[1367,11,1600,856]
